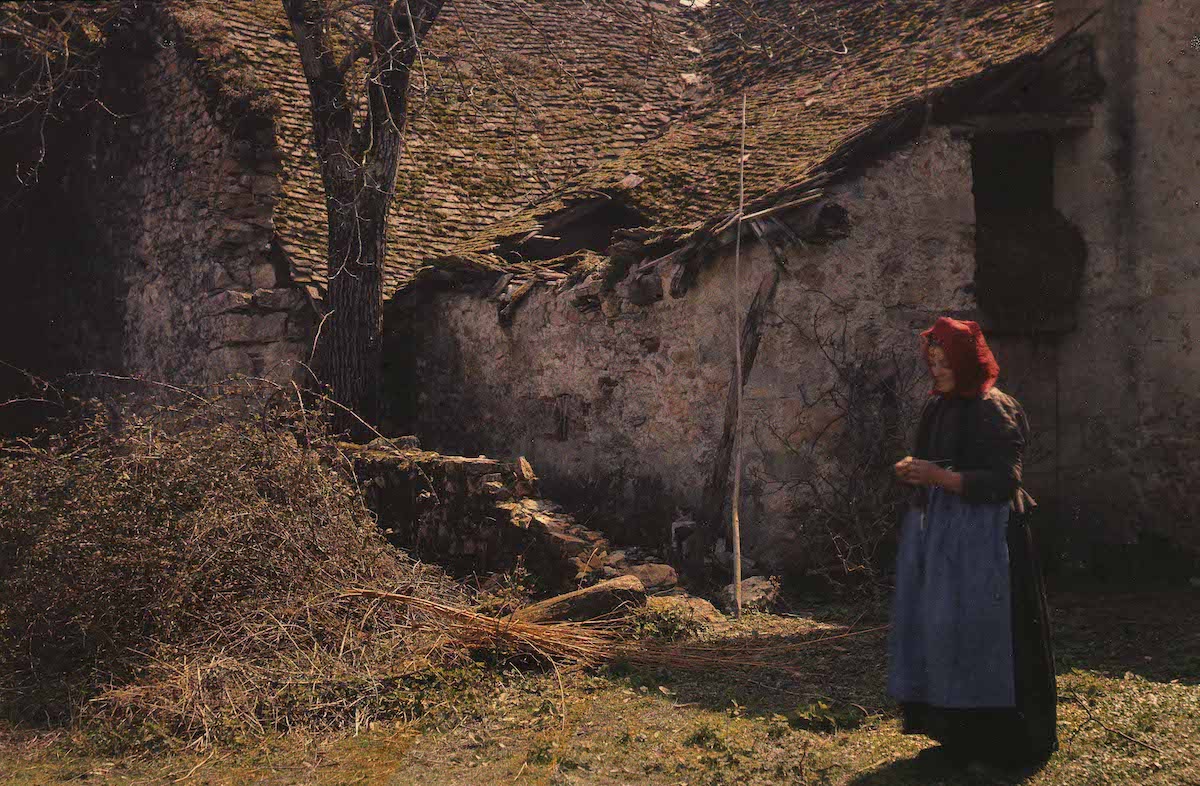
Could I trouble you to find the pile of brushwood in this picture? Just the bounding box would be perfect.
[0,381,474,746]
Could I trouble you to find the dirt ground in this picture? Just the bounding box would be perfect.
[2,588,1198,786]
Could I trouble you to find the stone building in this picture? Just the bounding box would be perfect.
[2,0,1196,574]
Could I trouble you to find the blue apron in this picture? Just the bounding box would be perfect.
[887,487,1016,708]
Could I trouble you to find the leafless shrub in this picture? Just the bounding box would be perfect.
[751,305,925,593]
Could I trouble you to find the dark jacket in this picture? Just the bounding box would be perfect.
[913,387,1037,513]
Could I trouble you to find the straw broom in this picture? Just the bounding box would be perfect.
[340,589,888,677]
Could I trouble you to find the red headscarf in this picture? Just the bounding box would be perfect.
[920,317,1000,398]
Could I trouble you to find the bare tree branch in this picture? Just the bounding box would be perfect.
[750,298,925,593]
[0,2,136,183]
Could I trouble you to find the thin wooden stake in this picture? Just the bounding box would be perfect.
[731,92,747,618]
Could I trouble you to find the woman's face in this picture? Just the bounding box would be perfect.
[927,345,955,393]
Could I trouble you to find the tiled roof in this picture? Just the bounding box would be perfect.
[172,0,1053,297]
[584,0,1055,224]
[453,0,1057,274]
[173,0,700,295]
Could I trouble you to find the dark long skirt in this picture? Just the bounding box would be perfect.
[890,499,1057,767]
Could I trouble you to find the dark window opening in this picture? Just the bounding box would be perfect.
[971,132,1054,213]
[971,132,1085,327]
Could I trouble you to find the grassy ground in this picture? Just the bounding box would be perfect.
[2,589,1198,786]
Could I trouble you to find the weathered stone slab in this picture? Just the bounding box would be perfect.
[626,562,679,593]
[719,576,781,613]
[344,446,697,596]
[646,593,723,625]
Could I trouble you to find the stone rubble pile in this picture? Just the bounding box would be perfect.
[346,438,680,595]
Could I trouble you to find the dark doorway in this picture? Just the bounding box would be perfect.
[971,132,1085,327]
[0,118,124,435]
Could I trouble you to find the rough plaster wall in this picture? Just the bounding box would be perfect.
[1053,1,1200,551]
[736,129,977,567]
[737,134,1057,565]
[87,41,310,383]
[405,129,1049,571]
[409,243,741,548]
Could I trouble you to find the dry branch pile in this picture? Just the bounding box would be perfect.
[0,382,467,744]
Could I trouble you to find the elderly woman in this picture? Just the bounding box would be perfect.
[887,317,1057,769]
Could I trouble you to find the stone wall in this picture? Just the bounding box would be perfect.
[84,28,310,383]
[1053,0,1200,555]
[394,129,1055,575]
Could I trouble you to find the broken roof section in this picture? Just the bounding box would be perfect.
[172,0,1053,298]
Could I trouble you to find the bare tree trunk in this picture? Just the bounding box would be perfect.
[283,0,443,438]
[320,213,384,435]
[317,125,398,436]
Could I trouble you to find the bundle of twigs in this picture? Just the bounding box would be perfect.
[0,378,466,739]
[341,589,620,666]
[342,588,888,678]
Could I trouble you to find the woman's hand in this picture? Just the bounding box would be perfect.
[895,457,942,487]
[894,456,964,493]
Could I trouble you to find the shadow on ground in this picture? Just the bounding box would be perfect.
[617,588,1200,727]
[846,748,1049,786]
[1049,588,1200,685]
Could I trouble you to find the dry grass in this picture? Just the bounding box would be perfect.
[341,590,623,666]
[4,591,1196,785]
[6,377,875,751]
[3,377,878,751]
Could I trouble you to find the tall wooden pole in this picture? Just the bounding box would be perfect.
[731,92,747,618]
